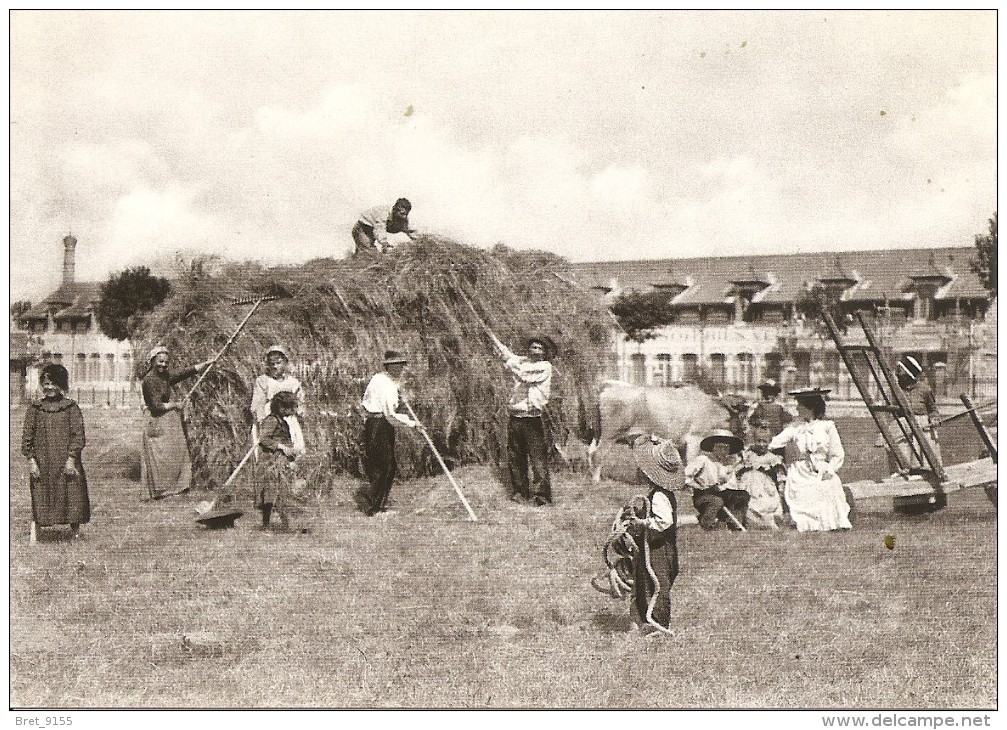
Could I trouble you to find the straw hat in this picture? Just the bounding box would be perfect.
[632,435,685,491]
[788,387,831,399]
[699,428,744,454]
[264,344,290,361]
[383,350,409,366]
[526,335,557,360]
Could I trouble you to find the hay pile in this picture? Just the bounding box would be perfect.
[136,236,613,491]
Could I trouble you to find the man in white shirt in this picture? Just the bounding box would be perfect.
[356,350,418,516]
[351,198,413,255]
[499,336,555,506]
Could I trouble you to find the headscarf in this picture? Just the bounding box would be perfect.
[148,345,169,363]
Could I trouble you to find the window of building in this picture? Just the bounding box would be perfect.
[654,353,672,387]
[764,352,782,382]
[74,353,87,382]
[103,354,116,382]
[678,308,699,324]
[709,353,726,388]
[793,351,811,388]
[681,353,699,382]
[706,308,730,324]
[121,352,133,382]
[76,320,89,334]
[737,353,755,391]
[88,354,101,381]
[630,353,646,385]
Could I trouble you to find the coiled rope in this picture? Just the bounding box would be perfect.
[592,494,675,637]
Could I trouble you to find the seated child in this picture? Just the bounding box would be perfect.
[736,424,786,530]
[685,428,750,531]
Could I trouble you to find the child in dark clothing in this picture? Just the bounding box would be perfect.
[626,435,682,637]
[254,391,307,531]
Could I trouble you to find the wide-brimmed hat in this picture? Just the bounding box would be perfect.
[195,506,243,529]
[897,355,923,382]
[383,350,409,366]
[700,428,744,454]
[632,435,685,491]
[788,387,831,400]
[264,344,290,361]
[526,335,557,359]
[757,378,781,395]
[148,345,169,363]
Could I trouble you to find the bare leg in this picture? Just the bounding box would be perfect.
[29,521,37,545]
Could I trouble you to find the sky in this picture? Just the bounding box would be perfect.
[8,10,998,303]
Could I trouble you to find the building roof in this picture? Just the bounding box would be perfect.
[572,246,987,306]
[23,282,102,319]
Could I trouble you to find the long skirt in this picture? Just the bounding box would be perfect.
[784,465,852,532]
[140,411,192,499]
[31,466,90,528]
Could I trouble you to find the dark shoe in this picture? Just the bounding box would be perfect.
[533,496,552,507]
[509,493,527,503]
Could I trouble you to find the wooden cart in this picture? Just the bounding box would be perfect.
[821,311,996,510]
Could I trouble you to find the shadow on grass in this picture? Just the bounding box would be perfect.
[590,610,632,634]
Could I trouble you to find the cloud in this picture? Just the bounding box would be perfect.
[8,12,997,303]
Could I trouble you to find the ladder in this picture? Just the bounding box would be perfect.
[821,310,946,482]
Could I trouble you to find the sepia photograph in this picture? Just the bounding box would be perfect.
[8,9,998,716]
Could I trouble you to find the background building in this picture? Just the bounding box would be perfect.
[574,247,995,401]
[13,235,135,406]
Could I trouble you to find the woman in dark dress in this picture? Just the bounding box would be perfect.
[140,345,212,499]
[21,364,90,543]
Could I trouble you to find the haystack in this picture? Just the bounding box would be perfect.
[135,236,614,493]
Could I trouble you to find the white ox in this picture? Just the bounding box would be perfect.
[585,380,749,483]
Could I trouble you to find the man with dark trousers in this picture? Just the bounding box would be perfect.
[356,350,417,516]
[498,336,555,506]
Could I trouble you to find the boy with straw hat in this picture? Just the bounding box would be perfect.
[625,434,683,637]
[685,428,750,531]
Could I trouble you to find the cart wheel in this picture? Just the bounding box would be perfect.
[893,469,948,515]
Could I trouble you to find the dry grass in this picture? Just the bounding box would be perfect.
[134,240,613,489]
[8,409,996,709]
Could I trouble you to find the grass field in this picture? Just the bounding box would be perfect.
[8,408,997,708]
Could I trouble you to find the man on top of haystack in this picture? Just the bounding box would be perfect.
[352,198,414,255]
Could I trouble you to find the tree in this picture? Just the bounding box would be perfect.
[608,290,677,343]
[794,282,848,331]
[10,300,32,320]
[970,212,997,299]
[95,266,171,341]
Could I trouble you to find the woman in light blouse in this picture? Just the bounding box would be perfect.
[769,388,851,532]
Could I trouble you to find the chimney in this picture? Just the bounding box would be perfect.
[62,234,77,286]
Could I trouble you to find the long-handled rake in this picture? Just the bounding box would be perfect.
[402,399,478,522]
[183,294,281,402]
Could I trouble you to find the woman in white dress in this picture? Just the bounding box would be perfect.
[769,388,852,532]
